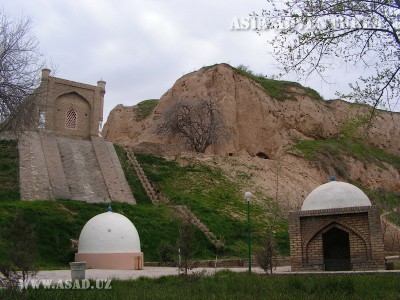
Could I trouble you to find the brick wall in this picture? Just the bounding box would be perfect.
[38,70,104,139]
[54,93,91,138]
[19,132,53,200]
[56,136,111,203]
[39,131,71,199]
[290,206,385,271]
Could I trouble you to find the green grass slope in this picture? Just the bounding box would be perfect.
[135,153,290,257]
[0,200,214,269]
[114,145,152,205]
[2,140,287,269]
[0,140,19,200]
[292,137,400,221]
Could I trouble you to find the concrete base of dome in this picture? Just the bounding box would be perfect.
[75,252,144,270]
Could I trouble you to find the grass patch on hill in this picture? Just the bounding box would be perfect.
[233,65,323,101]
[291,137,400,212]
[364,188,400,212]
[135,99,158,121]
[3,271,400,299]
[292,137,400,179]
[135,152,290,257]
[200,63,323,101]
[0,200,214,269]
[0,140,20,200]
[387,211,400,226]
[371,183,400,226]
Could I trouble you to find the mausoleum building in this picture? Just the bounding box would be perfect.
[289,179,385,271]
[18,69,135,203]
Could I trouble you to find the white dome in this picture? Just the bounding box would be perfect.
[301,181,371,211]
[78,212,141,253]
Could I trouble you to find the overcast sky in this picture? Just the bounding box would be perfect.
[4,0,366,122]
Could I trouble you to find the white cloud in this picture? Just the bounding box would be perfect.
[4,0,386,121]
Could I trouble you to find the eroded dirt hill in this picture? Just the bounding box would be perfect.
[103,64,400,207]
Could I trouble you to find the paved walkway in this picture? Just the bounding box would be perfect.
[35,265,400,282]
[36,266,291,281]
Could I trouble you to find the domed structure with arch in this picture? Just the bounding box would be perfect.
[289,179,385,271]
[75,209,144,270]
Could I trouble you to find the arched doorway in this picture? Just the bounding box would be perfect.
[323,227,351,271]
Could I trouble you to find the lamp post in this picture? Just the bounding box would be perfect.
[245,191,252,273]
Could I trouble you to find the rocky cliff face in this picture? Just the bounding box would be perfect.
[104,64,399,157]
[103,64,400,202]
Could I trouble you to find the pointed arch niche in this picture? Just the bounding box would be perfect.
[55,92,91,138]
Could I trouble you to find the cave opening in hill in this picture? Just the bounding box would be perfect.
[256,152,270,159]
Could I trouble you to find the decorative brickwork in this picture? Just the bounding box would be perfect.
[37,69,105,139]
[18,70,134,204]
[65,107,77,129]
[290,206,385,271]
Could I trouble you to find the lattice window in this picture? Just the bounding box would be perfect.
[38,110,46,129]
[65,108,77,129]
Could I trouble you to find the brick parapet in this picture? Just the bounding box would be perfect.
[291,206,374,217]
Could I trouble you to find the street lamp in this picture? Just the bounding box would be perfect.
[245,191,252,273]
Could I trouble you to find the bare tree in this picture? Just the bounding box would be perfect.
[0,10,43,134]
[156,97,228,153]
[253,1,400,111]
[256,229,277,274]
[177,215,195,275]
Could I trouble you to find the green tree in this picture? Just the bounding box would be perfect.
[0,210,38,289]
[254,1,400,110]
[158,241,176,265]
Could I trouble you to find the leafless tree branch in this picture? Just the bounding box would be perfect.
[0,10,44,135]
[156,97,229,153]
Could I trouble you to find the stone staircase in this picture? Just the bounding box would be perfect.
[125,147,161,204]
[174,205,224,249]
[125,147,223,249]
